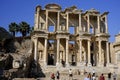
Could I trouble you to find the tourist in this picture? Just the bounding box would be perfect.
[56,71,60,80]
[113,72,117,80]
[69,69,73,80]
[84,73,90,80]
[108,72,111,80]
[61,59,65,67]
[99,74,105,80]
[92,69,95,76]
[50,73,55,80]
[92,73,96,80]
[88,73,92,80]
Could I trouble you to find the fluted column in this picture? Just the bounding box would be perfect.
[44,38,47,66]
[66,38,69,67]
[66,13,69,32]
[87,40,91,66]
[87,15,90,32]
[46,10,48,30]
[56,38,60,66]
[106,41,110,65]
[97,15,100,33]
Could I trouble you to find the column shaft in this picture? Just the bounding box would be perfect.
[79,40,82,62]
[57,12,60,31]
[34,38,38,62]
[35,9,40,29]
[66,13,69,32]
[105,16,108,33]
[66,39,69,66]
[79,13,82,32]
[44,38,47,65]
[56,38,60,65]
[46,10,48,30]
[88,40,91,66]
[106,41,110,64]
[87,15,90,32]
[97,15,100,33]
[98,41,102,64]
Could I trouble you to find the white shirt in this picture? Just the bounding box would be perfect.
[84,77,90,80]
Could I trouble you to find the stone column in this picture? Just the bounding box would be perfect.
[44,38,47,66]
[34,38,38,63]
[79,39,82,62]
[87,40,91,66]
[57,12,60,31]
[77,39,82,66]
[98,40,102,66]
[66,12,69,32]
[33,37,38,73]
[106,41,110,66]
[66,38,69,67]
[46,10,48,30]
[105,16,108,33]
[79,13,82,32]
[35,7,40,30]
[97,15,100,33]
[56,38,60,66]
[87,15,90,32]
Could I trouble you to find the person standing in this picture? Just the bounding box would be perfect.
[88,73,92,80]
[113,72,117,80]
[50,73,55,80]
[99,74,105,80]
[56,71,60,80]
[69,69,73,80]
[92,73,96,80]
[84,73,90,80]
[108,72,111,80]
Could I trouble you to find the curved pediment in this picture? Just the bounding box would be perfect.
[45,3,61,10]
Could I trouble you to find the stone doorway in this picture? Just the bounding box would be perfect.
[48,53,54,65]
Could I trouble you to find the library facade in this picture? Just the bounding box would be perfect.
[31,4,120,73]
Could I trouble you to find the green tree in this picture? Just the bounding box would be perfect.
[19,21,30,37]
[9,22,19,37]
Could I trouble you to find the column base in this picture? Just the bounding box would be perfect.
[43,62,47,67]
[98,63,104,67]
[66,63,70,67]
[78,62,86,67]
[87,63,92,67]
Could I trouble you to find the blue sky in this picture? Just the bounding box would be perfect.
[0,0,120,42]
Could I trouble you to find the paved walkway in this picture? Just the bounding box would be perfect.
[38,74,120,80]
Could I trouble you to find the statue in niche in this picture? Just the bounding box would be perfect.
[97,52,99,63]
[82,51,84,61]
[101,49,104,63]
